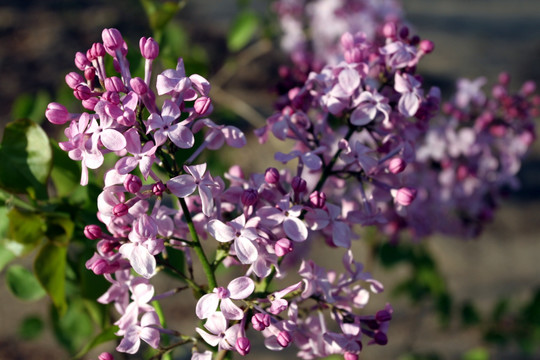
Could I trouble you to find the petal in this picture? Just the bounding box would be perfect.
[139,326,160,349]
[120,243,156,279]
[168,125,194,149]
[116,328,141,354]
[234,237,258,264]
[196,293,220,319]
[196,328,221,347]
[283,217,308,242]
[220,298,244,320]
[204,312,227,335]
[223,126,247,148]
[228,276,255,299]
[207,219,235,242]
[167,175,197,198]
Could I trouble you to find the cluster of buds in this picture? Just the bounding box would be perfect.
[46,28,391,359]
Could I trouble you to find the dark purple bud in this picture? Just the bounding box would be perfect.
[130,77,148,95]
[373,331,388,346]
[124,174,142,194]
[274,238,293,257]
[309,191,326,208]
[153,182,166,196]
[251,313,270,331]
[410,35,420,46]
[236,337,251,356]
[139,36,159,60]
[265,167,280,184]
[376,309,392,323]
[84,225,102,240]
[105,76,127,93]
[74,84,93,100]
[241,188,258,206]
[291,176,307,193]
[194,96,212,115]
[276,331,292,347]
[394,187,417,206]
[102,28,124,51]
[74,52,91,71]
[419,39,434,54]
[112,203,129,217]
[98,352,115,360]
[399,26,409,39]
[344,352,359,360]
[388,158,406,174]
[65,72,84,89]
[45,102,70,125]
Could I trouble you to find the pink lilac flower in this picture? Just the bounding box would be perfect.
[146,99,194,148]
[195,312,240,351]
[167,163,217,216]
[207,214,260,264]
[116,311,161,354]
[196,276,254,320]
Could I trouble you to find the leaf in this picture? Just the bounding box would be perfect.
[462,347,489,360]
[45,214,74,246]
[74,325,118,359]
[5,265,46,301]
[18,315,44,340]
[0,242,16,272]
[50,140,81,198]
[51,299,94,354]
[227,10,259,52]
[11,91,51,124]
[0,118,52,199]
[140,0,185,33]
[7,207,45,245]
[34,242,67,314]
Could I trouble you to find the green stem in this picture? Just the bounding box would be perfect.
[178,197,217,290]
[152,300,173,360]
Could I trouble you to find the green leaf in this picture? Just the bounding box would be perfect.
[0,242,16,272]
[51,299,94,354]
[50,141,81,198]
[11,91,51,124]
[73,325,119,359]
[140,0,185,33]
[0,118,52,199]
[5,265,46,301]
[462,347,489,360]
[7,207,45,245]
[18,315,44,340]
[45,215,74,246]
[34,242,67,314]
[227,10,259,51]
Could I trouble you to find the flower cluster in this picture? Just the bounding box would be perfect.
[46,28,391,359]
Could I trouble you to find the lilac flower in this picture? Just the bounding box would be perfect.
[116,311,161,354]
[167,163,216,216]
[115,128,156,179]
[380,41,418,69]
[257,197,308,242]
[196,276,254,320]
[196,312,240,351]
[156,58,192,96]
[207,214,260,264]
[394,72,423,117]
[147,99,194,148]
[191,351,213,360]
[350,90,391,126]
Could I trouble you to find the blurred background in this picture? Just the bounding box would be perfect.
[0,0,540,359]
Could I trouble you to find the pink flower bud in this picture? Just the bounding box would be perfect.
[84,225,102,240]
[99,240,116,254]
[291,176,306,193]
[393,187,417,206]
[139,36,159,60]
[91,42,106,57]
[228,165,244,179]
[82,97,99,111]
[521,80,536,96]
[277,331,292,347]
[74,84,93,100]
[265,167,280,184]
[340,32,355,50]
[112,203,129,217]
[235,337,251,356]
[74,52,91,71]
[344,48,362,64]
[251,313,270,331]
[89,258,109,275]
[98,352,115,360]
[84,67,96,82]
[65,72,84,89]
[382,22,397,38]
[105,76,126,93]
[102,28,124,51]
[124,174,142,194]
[153,182,166,196]
[309,191,326,208]
[241,189,258,206]
[194,96,212,115]
[102,91,120,105]
[344,352,359,360]
[274,238,293,257]
[45,102,70,125]
[130,77,148,95]
[388,158,406,174]
[419,39,434,54]
[498,72,510,86]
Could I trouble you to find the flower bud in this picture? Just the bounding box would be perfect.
[235,337,251,356]
[139,36,159,60]
[309,191,326,208]
[376,309,392,323]
[45,102,70,125]
[124,174,142,194]
[521,80,536,96]
[241,188,258,206]
[373,331,388,346]
[84,67,96,82]
[274,238,293,257]
[419,39,434,54]
[498,72,510,86]
[84,224,102,240]
[65,72,84,89]
[344,352,359,360]
[105,76,126,93]
[112,203,129,217]
[102,91,120,105]
[102,28,124,51]
[98,352,115,360]
[393,187,417,206]
[277,331,292,347]
[82,97,99,111]
[194,96,212,115]
[399,26,409,39]
[382,22,397,38]
[91,42,106,57]
[265,167,280,184]
[153,182,166,197]
[251,313,270,331]
[388,158,406,174]
[291,176,307,193]
[74,84,93,100]
[74,52,91,71]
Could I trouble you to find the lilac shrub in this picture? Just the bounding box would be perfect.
[46,28,394,359]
